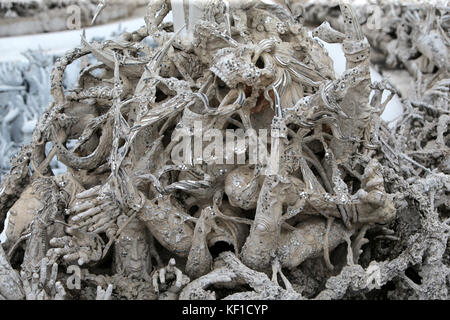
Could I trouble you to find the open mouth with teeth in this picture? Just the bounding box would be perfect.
[209,47,262,89]
[210,65,237,88]
[210,64,261,89]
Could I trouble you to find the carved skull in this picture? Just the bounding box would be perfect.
[210,47,261,88]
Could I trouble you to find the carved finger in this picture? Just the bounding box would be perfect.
[63,252,80,263]
[174,267,184,288]
[96,284,112,300]
[90,221,116,234]
[88,216,113,232]
[47,247,72,259]
[39,258,48,287]
[21,272,33,299]
[71,217,96,229]
[78,251,90,266]
[96,286,104,300]
[49,236,72,248]
[54,282,67,300]
[159,267,166,284]
[71,205,105,222]
[167,258,176,272]
[48,263,58,289]
[76,185,102,199]
[74,211,109,229]
[72,201,114,222]
[31,272,39,293]
[70,200,96,215]
[152,272,160,293]
[88,211,111,224]
[104,284,113,300]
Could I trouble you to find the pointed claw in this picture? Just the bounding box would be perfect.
[271,87,282,118]
[339,0,364,41]
[299,158,326,194]
[147,25,187,74]
[91,0,107,25]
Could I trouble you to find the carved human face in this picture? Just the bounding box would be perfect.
[114,218,151,279]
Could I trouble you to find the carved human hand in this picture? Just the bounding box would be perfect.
[47,229,103,266]
[152,258,190,298]
[20,258,66,300]
[96,284,113,300]
[68,182,121,234]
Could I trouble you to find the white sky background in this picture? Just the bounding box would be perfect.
[0,17,148,62]
[0,6,404,243]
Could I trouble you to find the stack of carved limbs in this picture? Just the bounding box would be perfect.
[0,0,448,300]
